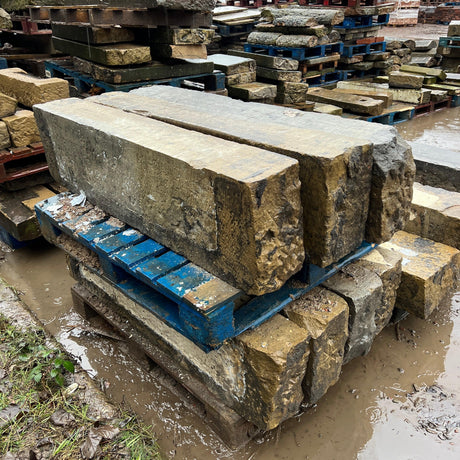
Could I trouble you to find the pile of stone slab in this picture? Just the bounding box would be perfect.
[439,20,460,72]
[31,1,218,92]
[334,3,396,79]
[33,86,460,447]
[0,66,67,246]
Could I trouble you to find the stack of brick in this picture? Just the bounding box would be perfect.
[31,1,218,93]
[419,4,460,24]
[334,3,396,78]
[439,20,460,71]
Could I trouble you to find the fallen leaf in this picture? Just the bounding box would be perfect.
[50,409,76,427]
[0,405,26,429]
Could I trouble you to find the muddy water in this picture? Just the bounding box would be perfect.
[1,108,460,460]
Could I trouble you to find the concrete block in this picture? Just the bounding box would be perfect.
[0,121,10,149]
[238,315,311,430]
[96,88,374,268]
[0,68,69,108]
[409,141,460,193]
[34,98,304,296]
[52,37,152,66]
[381,231,460,319]
[3,110,40,147]
[72,261,309,431]
[322,264,383,364]
[227,82,277,101]
[0,92,17,118]
[389,71,424,89]
[355,246,402,333]
[405,183,460,250]
[207,54,255,75]
[285,287,349,405]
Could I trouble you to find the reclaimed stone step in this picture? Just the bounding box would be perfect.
[389,71,424,90]
[33,98,304,296]
[228,49,299,71]
[207,54,256,75]
[116,85,414,250]
[332,87,393,107]
[400,65,447,81]
[405,183,460,250]
[94,88,374,267]
[381,231,460,319]
[227,82,277,101]
[0,68,69,108]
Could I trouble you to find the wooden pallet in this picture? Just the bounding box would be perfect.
[243,42,344,60]
[413,97,452,117]
[439,36,460,48]
[342,41,386,57]
[35,192,374,352]
[29,6,212,28]
[45,59,225,94]
[335,13,390,29]
[0,143,48,184]
[298,53,340,74]
[365,103,415,124]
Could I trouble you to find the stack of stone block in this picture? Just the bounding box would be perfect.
[39,1,217,89]
[34,86,460,440]
[439,20,460,71]
[0,67,68,153]
[382,37,414,74]
[410,39,442,67]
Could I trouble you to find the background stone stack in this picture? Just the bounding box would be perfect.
[29,1,219,95]
[439,20,460,71]
[333,3,395,79]
[410,39,442,67]
[384,37,414,73]
[388,0,420,26]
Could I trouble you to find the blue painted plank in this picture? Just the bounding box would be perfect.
[94,229,146,256]
[76,220,126,247]
[135,252,187,286]
[113,239,166,270]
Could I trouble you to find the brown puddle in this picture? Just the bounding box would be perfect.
[0,107,459,459]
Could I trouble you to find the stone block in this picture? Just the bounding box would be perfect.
[0,68,69,108]
[275,91,307,104]
[0,8,12,29]
[322,264,383,364]
[332,88,393,107]
[34,98,304,296]
[389,71,424,89]
[405,183,460,250]
[448,20,460,37]
[225,72,257,86]
[51,24,135,45]
[152,44,207,60]
[257,67,302,83]
[149,27,214,45]
[313,103,343,115]
[227,82,277,101]
[410,141,460,193]
[0,92,17,118]
[355,246,402,333]
[3,110,40,147]
[285,287,349,405]
[0,121,10,150]
[96,88,374,268]
[207,54,255,75]
[238,315,310,430]
[381,231,460,319]
[72,261,309,431]
[228,49,299,71]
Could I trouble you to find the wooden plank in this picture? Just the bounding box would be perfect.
[94,229,146,255]
[113,239,166,270]
[135,252,188,284]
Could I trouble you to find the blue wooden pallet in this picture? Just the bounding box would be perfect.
[335,13,390,30]
[0,58,7,70]
[35,193,375,352]
[215,22,254,37]
[342,41,386,58]
[365,107,414,125]
[0,225,29,249]
[307,70,351,87]
[438,37,460,49]
[243,42,343,60]
[44,60,226,93]
[452,95,460,107]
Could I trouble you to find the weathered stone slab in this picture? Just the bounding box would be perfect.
[207,54,256,75]
[71,260,309,431]
[3,110,40,147]
[389,71,424,89]
[148,27,214,45]
[381,231,460,319]
[227,82,277,101]
[247,31,281,46]
[355,246,402,333]
[414,39,437,51]
[313,103,342,115]
[52,37,151,66]
[405,183,460,250]
[430,90,449,102]
[257,67,302,82]
[255,23,328,38]
[226,72,257,86]
[34,98,304,295]
[275,82,308,103]
[261,7,345,26]
[400,65,446,81]
[0,121,11,150]
[41,0,217,11]
[306,88,385,116]
[123,85,413,253]
[73,57,214,85]
[51,24,135,45]
[392,48,411,58]
[0,92,17,118]
[0,68,69,108]
[448,20,460,37]
[322,264,383,364]
[275,92,307,104]
[409,141,460,193]
[229,49,299,71]
[0,8,12,29]
[285,286,349,405]
[95,88,374,267]
[332,88,393,107]
[152,44,207,60]
[275,35,318,48]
